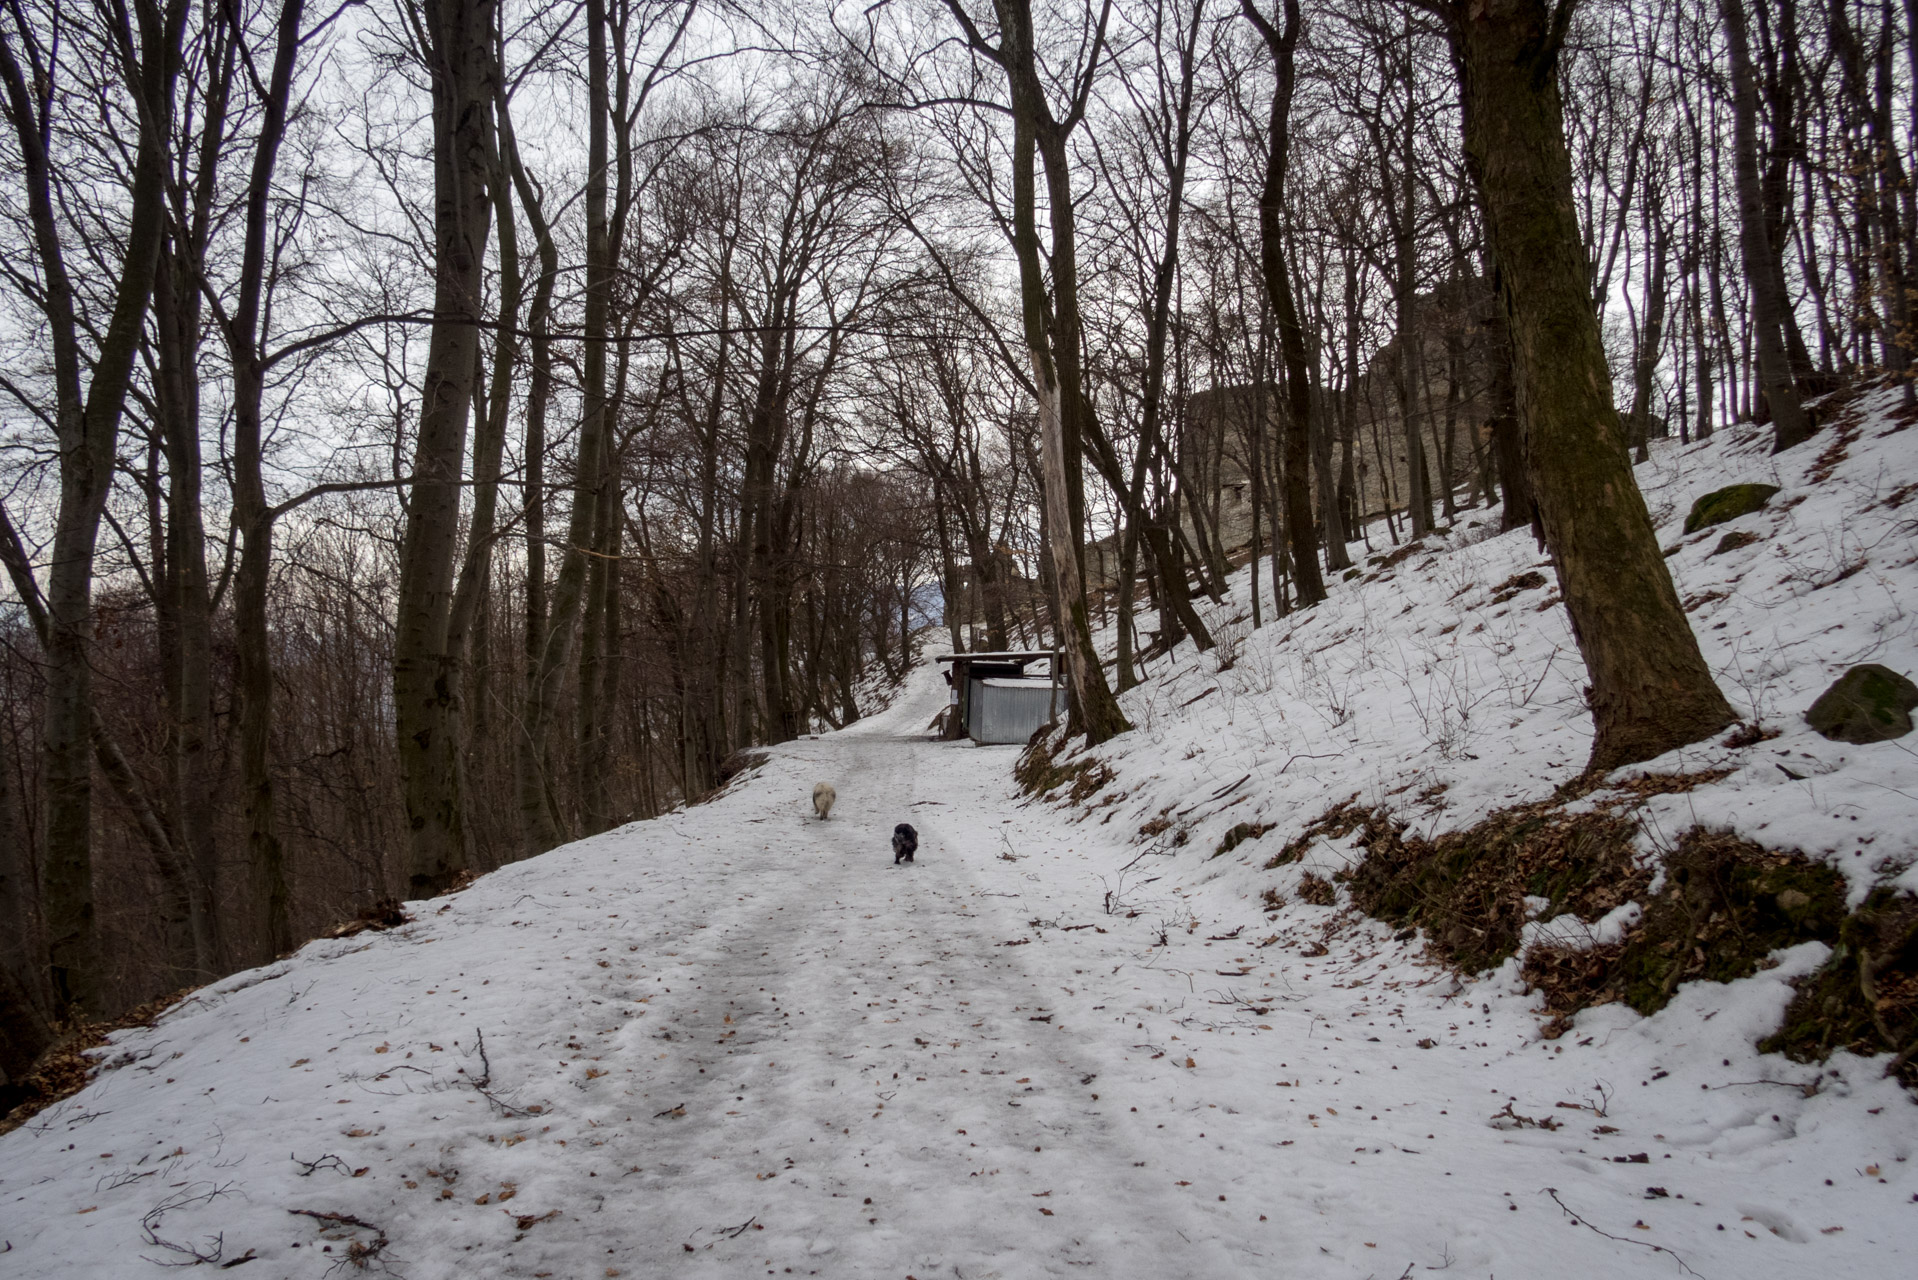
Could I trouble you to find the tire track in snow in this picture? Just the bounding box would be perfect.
[546,707,1258,1278]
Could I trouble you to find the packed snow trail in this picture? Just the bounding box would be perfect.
[3,660,1913,1278]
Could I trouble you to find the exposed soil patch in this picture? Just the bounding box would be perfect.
[1488,570,1548,605]
[1312,789,1909,1086]
[1,989,193,1136]
[1264,794,1366,868]
[1213,821,1272,859]
[1368,539,1428,573]
[1296,873,1336,906]
[1015,731,1113,804]
[1595,768,1737,805]
[1552,766,1734,806]
[1525,828,1845,1030]
[329,898,413,939]
[1763,887,1918,1087]
[1345,800,1647,975]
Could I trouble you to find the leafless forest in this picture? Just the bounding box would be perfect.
[0,0,1910,1097]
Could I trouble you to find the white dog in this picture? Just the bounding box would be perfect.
[812,782,836,820]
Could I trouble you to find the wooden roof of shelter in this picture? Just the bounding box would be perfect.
[933,651,1059,664]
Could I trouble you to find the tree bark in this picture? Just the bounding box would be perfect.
[503,90,562,854]
[201,0,304,961]
[1628,196,1671,464]
[1719,0,1814,452]
[447,122,522,812]
[1385,19,1432,539]
[1244,0,1326,607]
[152,238,221,980]
[0,725,50,1099]
[395,0,496,895]
[1483,286,1533,534]
[0,0,187,1014]
[961,0,1130,744]
[1450,0,1736,772]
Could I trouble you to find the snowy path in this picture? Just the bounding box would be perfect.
[2,663,1913,1278]
[579,690,1259,1278]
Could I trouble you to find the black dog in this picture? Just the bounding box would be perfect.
[892,823,918,865]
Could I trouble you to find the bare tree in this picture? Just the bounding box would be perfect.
[943,0,1130,744]
[1718,0,1812,452]
[0,0,190,1015]
[1435,0,1735,771]
[394,0,498,895]
[1242,0,1326,606]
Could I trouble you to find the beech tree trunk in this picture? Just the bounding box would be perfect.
[1484,288,1534,534]
[1719,0,1814,452]
[0,736,49,1096]
[1628,198,1672,464]
[395,0,496,896]
[966,0,1130,745]
[1245,0,1326,608]
[0,0,187,1015]
[218,0,305,960]
[153,240,221,980]
[503,94,563,854]
[1450,0,1736,772]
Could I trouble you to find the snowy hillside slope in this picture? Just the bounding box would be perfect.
[0,389,1914,1279]
[1077,385,1918,909]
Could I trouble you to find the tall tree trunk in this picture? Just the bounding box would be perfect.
[1338,248,1364,539]
[217,0,306,958]
[1483,288,1533,534]
[1755,0,1816,386]
[978,0,1129,744]
[1388,25,1432,539]
[1628,199,1672,464]
[1311,360,1352,570]
[1451,0,1736,772]
[1127,0,1216,650]
[447,124,521,859]
[395,0,496,895]
[503,92,561,854]
[0,724,50,1101]
[1719,0,1815,452]
[152,242,220,980]
[524,0,614,847]
[0,0,187,1014]
[1245,0,1326,607]
[579,423,621,827]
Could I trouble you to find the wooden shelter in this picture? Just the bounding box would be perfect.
[934,651,1063,744]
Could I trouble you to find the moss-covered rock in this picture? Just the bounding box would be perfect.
[1805,664,1918,744]
[1683,482,1780,534]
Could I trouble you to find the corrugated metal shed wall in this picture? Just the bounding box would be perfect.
[967,677,1065,745]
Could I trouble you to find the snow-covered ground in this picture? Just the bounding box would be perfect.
[4,392,1917,1278]
[1086,388,1918,906]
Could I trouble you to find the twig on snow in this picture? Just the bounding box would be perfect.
[462,1028,536,1117]
[1706,1077,1821,1096]
[287,1209,385,1231]
[288,1208,392,1275]
[1543,1188,1701,1276]
[140,1182,242,1267]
